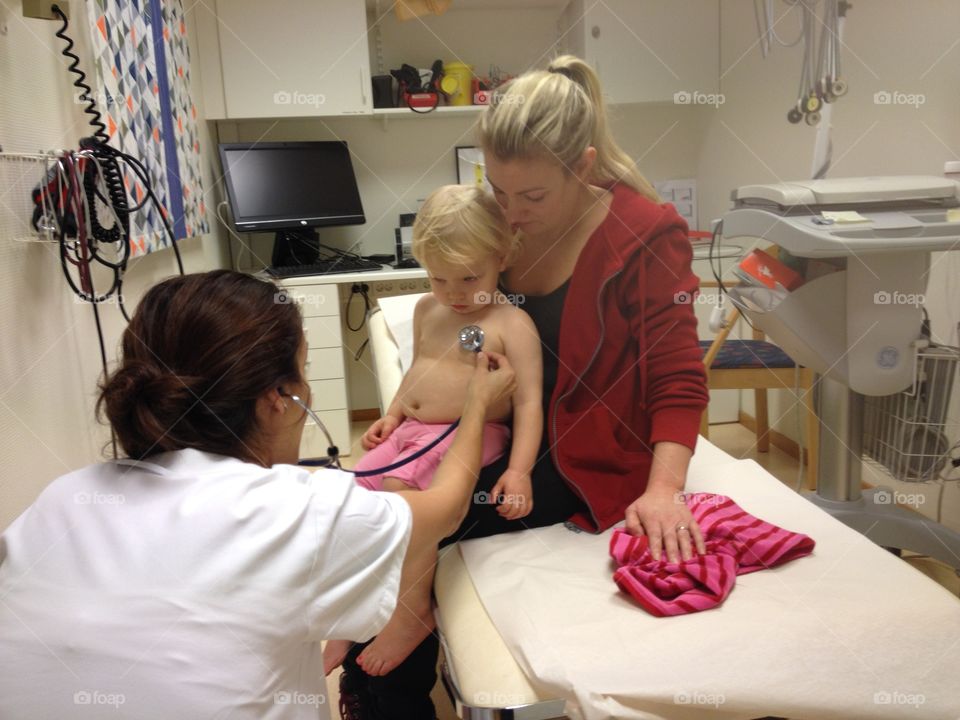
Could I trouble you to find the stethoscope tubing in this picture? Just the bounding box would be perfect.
[293,324,483,475]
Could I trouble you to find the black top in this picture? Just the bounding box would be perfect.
[501,279,571,423]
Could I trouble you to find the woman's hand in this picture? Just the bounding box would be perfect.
[361,415,401,450]
[465,351,516,411]
[624,485,706,562]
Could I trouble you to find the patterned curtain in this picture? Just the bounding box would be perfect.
[85,0,209,256]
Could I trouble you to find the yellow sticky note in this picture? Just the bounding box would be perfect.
[947,208,960,223]
[821,210,869,223]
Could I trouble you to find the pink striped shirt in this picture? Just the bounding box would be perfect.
[610,493,815,616]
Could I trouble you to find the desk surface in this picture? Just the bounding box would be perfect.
[270,266,428,286]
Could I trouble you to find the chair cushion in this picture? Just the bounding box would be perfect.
[700,339,796,369]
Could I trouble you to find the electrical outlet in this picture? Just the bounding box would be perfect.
[22,0,68,20]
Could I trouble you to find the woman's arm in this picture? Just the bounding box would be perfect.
[624,441,705,562]
[397,351,516,557]
[622,222,709,560]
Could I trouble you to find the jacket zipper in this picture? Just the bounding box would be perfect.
[551,268,622,531]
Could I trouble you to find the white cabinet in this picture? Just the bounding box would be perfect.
[202,0,371,119]
[194,1,719,119]
[281,280,353,458]
[558,0,720,104]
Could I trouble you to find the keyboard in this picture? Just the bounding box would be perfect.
[268,256,385,278]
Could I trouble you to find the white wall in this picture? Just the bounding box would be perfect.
[700,0,960,529]
[0,1,225,530]
[4,0,959,533]
[220,104,710,409]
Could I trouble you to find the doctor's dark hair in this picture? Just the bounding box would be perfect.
[477,55,659,201]
[98,270,303,461]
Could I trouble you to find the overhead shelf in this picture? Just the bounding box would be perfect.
[371,105,485,117]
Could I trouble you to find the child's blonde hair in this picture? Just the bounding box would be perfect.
[411,184,519,267]
[477,55,659,202]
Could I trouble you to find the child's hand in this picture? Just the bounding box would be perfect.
[490,468,533,521]
[361,416,400,450]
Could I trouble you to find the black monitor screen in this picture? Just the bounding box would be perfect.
[219,141,365,231]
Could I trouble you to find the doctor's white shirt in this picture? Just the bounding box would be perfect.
[0,449,412,719]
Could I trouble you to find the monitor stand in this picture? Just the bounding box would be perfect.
[272,228,320,268]
[808,375,960,569]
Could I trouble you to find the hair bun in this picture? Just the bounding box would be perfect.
[101,363,200,435]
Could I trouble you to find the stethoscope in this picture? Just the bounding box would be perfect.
[296,325,485,473]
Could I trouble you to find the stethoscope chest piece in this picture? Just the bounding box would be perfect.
[458,325,485,353]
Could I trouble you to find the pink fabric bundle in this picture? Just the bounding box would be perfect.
[610,493,815,616]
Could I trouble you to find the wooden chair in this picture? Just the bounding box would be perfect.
[699,301,820,491]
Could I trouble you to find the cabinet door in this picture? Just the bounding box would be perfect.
[576,0,719,104]
[215,0,371,118]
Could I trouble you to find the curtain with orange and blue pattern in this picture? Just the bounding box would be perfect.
[85,0,208,256]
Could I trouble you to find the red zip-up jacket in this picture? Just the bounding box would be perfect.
[550,184,709,532]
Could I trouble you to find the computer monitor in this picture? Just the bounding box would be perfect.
[218,141,365,233]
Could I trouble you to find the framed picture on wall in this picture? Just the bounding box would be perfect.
[455,146,491,191]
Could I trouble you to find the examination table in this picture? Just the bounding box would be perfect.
[364,294,960,720]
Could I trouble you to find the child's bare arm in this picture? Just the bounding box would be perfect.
[504,309,543,473]
[491,308,542,519]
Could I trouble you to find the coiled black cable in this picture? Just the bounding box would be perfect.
[81,140,130,255]
[50,1,184,294]
[51,4,107,142]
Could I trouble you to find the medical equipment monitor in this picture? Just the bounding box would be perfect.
[218,141,365,232]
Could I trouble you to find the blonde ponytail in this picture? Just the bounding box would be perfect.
[477,55,659,202]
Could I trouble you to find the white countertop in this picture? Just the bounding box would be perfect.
[261,266,428,286]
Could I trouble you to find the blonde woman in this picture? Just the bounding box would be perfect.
[338,56,709,720]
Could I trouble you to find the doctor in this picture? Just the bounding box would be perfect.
[0,270,515,720]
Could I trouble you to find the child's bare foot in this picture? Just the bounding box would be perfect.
[357,606,435,676]
[323,639,353,676]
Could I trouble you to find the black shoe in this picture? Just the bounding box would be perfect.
[338,670,366,720]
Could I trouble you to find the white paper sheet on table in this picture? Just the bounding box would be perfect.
[458,439,960,720]
[376,292,425,373]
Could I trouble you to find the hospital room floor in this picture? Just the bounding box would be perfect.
[327,420,960,719]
